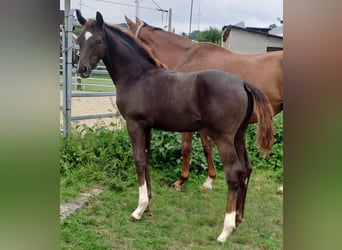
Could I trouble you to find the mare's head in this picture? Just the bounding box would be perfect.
[124,16,142,37]
[124,16,164,39]
[76,10,106,78]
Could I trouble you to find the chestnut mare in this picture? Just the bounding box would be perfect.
[76,10,274,242]
[125,17,283,190]
[59,30,80,66]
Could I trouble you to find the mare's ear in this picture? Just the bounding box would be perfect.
[125,15,135,29]
[135,16,142,25]
[76,9,86,26]
[96,11,104,28]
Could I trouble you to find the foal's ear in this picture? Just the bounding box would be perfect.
[76,9,86,26]
[125,15,135,29]
[96,11,104,28]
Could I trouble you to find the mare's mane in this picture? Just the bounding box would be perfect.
[103,21,167,69]
[143,22,162,31]
[141,21,225,51]
[142,22,191,43]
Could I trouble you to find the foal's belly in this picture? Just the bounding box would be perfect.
[152,113,204,132]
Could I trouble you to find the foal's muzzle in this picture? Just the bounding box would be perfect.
[77,64,91,78]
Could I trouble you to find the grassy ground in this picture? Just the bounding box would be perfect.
[60,168,282,249]
[60,114,283,249]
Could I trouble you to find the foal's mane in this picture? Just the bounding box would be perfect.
[103,22,167,69]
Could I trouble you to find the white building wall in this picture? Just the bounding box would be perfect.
[227,29,283,54]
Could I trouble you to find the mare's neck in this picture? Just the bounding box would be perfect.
[102,26,156,85]
[141,30,193,70]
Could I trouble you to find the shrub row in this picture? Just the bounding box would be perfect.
[60,114,283,183]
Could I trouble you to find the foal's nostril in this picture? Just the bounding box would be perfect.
[77,65,87,74]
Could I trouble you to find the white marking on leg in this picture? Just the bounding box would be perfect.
[217,211,236,243]
[131,181,149,220]
[85,31,93,41]
[277,185,283,194]
[202,176,214,190]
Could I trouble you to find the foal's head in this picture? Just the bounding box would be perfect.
[76,10,106,78]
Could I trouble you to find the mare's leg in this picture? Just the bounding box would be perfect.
[127,122,151,220]
[234,133,252,226]
[173,132,193,189]
[214,137,245,243]
[199,129,216,190]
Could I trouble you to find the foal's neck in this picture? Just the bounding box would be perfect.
[102,26,156,85]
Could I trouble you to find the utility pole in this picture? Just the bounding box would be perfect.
[189,0,193,39]
[135,0,140,18]
[168,8,172,32]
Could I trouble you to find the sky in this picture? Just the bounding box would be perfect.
[60,0,283,34]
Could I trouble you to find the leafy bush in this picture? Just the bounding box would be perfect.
[60,113,283,184]
[246,113,283,170]
[60,122,133,180]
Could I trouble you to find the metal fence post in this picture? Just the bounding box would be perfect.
[62,9,74,137]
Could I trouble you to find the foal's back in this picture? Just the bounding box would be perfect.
[120,68,249,133]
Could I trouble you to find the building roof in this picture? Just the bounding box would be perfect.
[222,24,283,41]
[268,25,283,36]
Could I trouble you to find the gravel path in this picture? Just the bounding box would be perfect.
[60,91,122,128]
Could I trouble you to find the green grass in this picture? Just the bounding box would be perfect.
[60,168,282,249]
[60,72,115,92]
[75,74,115,92]
[60,114,283,249]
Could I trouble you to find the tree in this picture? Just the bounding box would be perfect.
[195,27,221,45]
[189,30,200,40]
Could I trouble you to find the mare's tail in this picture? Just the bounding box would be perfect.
[244,82,274,157]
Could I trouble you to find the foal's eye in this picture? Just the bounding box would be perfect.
[96,40,101,44]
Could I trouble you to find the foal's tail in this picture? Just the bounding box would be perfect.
[244,82,274,157]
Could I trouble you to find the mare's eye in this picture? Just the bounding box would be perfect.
[96,40,101,44]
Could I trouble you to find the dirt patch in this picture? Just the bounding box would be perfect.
[60,188,104,220]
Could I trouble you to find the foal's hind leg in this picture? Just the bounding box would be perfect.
[173,132,193,189]
[214,138,245,243]
[144,128,152,212]
[234,133,252,226]
[199,129,216,190]
[127,122,151,220]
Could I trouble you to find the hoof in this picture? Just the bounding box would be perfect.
[217,227,235,243]
[200,184,213,190]
[130,210,143,221]
[201,177,214,190]
[172,181,184,191]
[277,186,283,194]
[130,214,140,221]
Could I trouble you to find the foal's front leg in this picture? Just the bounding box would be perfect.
[127,122,151,220]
